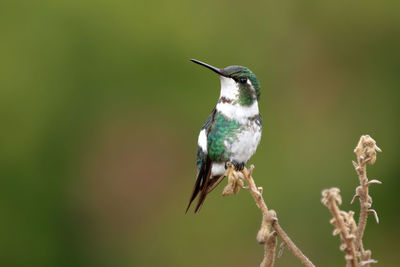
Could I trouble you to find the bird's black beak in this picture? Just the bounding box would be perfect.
[190,59,226,77]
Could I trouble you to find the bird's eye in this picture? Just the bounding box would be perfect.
[239,77,247,83]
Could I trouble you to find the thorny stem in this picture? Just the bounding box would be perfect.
[238,165,315,267]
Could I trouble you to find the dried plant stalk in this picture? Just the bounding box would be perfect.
[352,135,381,266]
[223,163,315,267]
[321,135,381,266]
[260,231,278,267]
[322,188,357,267]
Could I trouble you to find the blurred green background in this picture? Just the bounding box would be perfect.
[1,0,399,266]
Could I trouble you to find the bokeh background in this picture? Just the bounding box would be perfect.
[1,1,399,266]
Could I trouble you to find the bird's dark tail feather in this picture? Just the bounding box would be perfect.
[185,157,212,213]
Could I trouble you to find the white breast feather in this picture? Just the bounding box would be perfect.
[216,101,259,125]
[227,120,261,163]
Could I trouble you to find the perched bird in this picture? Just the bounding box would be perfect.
[186,59,262,213]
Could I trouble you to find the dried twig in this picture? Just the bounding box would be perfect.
[352,135,381,266]
[321,188,357,267]
[223,162,315,267]
[277,242,286,258]
[321,135,381,266]
[261,231,278,267]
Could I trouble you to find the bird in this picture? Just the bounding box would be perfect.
[186,59,262,213]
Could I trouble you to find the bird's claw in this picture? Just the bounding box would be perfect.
[231,160,245,171]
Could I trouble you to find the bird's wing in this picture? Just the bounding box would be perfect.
[186,107,216,213]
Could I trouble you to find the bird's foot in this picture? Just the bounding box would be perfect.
[231,160,245,171]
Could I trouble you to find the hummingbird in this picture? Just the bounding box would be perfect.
[186,59,262,213]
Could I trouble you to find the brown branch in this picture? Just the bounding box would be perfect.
[223,163,315,267]
[260,231,278,267]
[272,222,314,267]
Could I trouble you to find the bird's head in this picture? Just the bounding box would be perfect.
[191,59,260,106]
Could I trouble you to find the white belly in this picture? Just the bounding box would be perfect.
[226,120,262,163]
